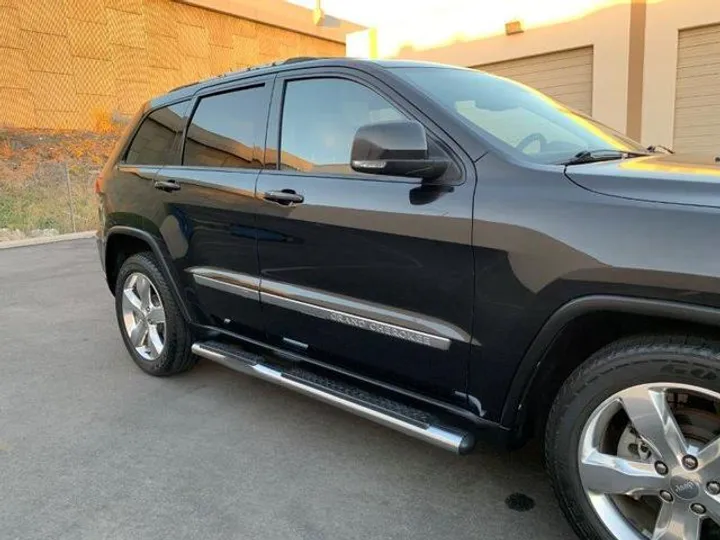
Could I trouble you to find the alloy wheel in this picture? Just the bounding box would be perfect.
[121,272,166,361]
[579,383,720,539]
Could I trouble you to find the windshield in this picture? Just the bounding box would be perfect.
[392,66,646,164]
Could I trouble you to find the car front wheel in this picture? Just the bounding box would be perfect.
[546,336,720,540]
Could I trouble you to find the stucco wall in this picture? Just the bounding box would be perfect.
[0,0,343,130]
[347,0,633,134]
[349,0,720,147]
[642,0,720,147]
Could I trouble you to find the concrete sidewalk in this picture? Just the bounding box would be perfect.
[0,230,95,250]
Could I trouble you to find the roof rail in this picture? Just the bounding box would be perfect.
[168,57,326,93]
[282,56,323,64]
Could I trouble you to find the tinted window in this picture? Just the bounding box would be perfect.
[183,86,264,169]
[280,78,405,174]
[125,101,188,165]
[393,67,646,164]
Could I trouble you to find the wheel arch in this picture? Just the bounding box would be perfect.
[503,296,720,440]
[104,226,193,323]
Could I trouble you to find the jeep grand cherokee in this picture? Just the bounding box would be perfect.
[97,57,720,540]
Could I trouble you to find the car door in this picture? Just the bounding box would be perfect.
[254,70,476,402]
[109,99,191,237]
[154,76,273,340]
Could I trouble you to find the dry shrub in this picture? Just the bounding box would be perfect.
[0,129,117,235]
[92,108,129,136]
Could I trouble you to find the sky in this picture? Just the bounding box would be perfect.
[286,0,466,28]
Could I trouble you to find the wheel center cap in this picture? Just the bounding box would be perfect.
[670,476,700,500]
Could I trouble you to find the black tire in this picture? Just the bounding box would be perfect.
[545,335,720,540]
[114,252,197,376]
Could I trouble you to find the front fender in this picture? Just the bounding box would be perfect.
[501,295,720,429]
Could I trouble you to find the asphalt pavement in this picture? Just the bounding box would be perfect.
[0,239,575,540]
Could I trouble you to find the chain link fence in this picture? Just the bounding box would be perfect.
[0,161,100,242]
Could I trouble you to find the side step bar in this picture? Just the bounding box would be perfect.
[192,341,475,454]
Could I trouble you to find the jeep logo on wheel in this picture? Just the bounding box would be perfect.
[671,477,700,500]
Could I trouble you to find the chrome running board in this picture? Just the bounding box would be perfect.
[192,341,475,454]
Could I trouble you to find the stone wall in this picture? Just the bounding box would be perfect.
[0,0,344,130]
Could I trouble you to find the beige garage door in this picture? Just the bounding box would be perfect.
[674,24,720,154]
[476,47,594,114]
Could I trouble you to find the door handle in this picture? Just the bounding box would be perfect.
[263,190,304,205]
[154,180,181,192]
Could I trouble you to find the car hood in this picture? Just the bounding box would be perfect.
[565,152,720,207]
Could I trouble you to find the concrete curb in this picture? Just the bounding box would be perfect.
[0,231,96,250]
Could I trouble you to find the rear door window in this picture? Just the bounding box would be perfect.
[183,85,266,169]
[125,101,188,165]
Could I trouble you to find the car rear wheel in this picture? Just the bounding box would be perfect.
[114,252,197,376]
[546,336,720,540]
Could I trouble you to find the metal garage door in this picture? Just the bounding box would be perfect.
[477,47,594,114]
[674,24,720,154]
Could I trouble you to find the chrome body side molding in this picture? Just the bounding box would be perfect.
[187,266,470,351]
[188,267,260,301]
[262,292,450,350]
[261,279,472,343]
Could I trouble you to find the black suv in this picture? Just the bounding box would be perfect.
[98,57,720,540]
